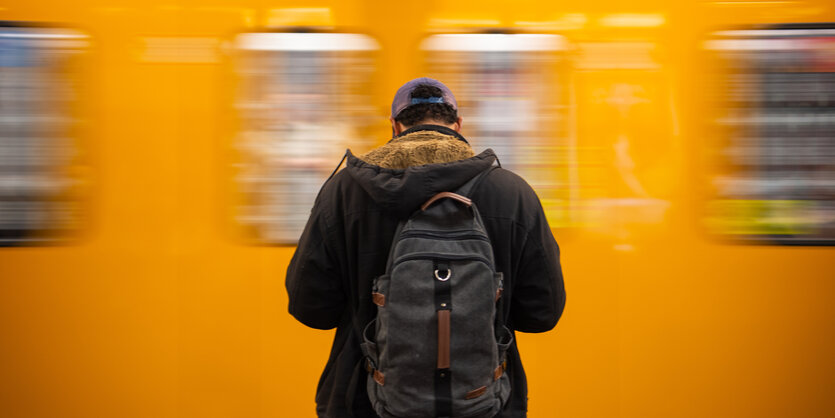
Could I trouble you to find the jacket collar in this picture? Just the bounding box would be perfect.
[394,124,469,145]
[345,148,496,214]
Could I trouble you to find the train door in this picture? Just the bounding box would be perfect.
[570,18,681,246]
[230,31,379,244]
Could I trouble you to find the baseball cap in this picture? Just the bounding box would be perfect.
[391,77,458,119]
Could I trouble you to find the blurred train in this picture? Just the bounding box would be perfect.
[1,1,834,417]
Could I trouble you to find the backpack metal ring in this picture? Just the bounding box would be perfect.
[435,269,451,281]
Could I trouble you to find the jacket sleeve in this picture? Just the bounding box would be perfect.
[510,199,566,333]
[286,197,346,330]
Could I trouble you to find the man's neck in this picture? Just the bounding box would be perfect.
[396,124,469,144]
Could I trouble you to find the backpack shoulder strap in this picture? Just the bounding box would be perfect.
[456,164,499,198]
[419,165,498,212]
[325,149,350,182]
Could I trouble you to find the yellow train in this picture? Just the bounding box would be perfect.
[1,0,834,417]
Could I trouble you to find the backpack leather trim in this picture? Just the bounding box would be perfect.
[373,369,385,386]
[372,292,385,307]
[465,386,487,400]
[437,310,451,369]
[421,192,472,211]
[493,363,505,381]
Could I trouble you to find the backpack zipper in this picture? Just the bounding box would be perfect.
[393,252,494,270]
[398,231,490,242]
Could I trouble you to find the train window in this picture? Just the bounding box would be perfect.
[421,34,571,227]
[231,32,379,244]
[705,25,835,245]
[0,24,89,246]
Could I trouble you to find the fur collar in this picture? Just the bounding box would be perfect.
[359,128,474,169]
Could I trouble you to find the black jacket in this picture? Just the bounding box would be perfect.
[287,125,566,417]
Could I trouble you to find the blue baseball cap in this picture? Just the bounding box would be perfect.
[391,77,458,119]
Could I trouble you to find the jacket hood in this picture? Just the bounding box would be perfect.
[345,126,496,213]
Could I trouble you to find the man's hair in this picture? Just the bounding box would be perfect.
[393,84,458,127]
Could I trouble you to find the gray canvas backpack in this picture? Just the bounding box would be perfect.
[361,167,512,418]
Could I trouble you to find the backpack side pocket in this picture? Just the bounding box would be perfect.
[361,318,386,412]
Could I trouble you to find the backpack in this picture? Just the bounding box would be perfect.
[361,166,513,418]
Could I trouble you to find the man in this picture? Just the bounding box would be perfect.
[286,77,566,417]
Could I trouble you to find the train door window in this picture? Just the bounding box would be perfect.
[569,34,679,245]
[705,25,835,245]
[421,34,570,227]
[0,24,89,246]
[231,32,379,244]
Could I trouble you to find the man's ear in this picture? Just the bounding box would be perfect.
[453,116,463,132]
[390,117,403,136]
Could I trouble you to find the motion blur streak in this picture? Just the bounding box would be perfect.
[0,1,833,418]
